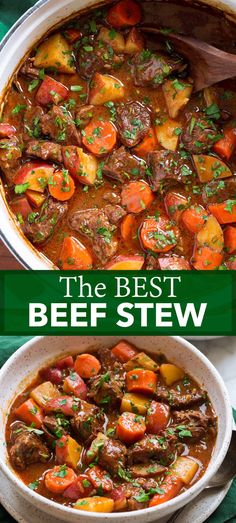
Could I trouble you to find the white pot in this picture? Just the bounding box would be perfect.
[0,0,236,269]
[0,335,232,522]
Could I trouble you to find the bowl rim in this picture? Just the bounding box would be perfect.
[0,335,233,519]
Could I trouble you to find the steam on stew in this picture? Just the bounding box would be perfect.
[2,0,236,270]
[6,341,217,512]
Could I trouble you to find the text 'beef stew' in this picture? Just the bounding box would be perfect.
[1,0,236,269]
[6,341,217,512]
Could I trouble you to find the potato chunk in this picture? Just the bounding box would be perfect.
[193,155,232,183]
[163,79,193,119]
[30,381,59,407]
[86,433,107,462]
[121,392,151,414]
[34,33,75,73]
[155,119,182,151]
[159,363,185,385]
[98,27,125,53]
[171,457,199,484]
[56,435,82,469]
[89,73,125,105]
[125,28,144,54]
[75,497,114,512]
[125,352,159,372]
[197,214,224,252]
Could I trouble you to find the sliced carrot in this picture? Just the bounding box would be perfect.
[111,340,139,363]
[140,216,178,253]
[208,200,236,224]
[126,368,157,395]
[133,128,157,158]
[149,475,183,506]
[121,214,137,241]
[164,191,188,223]
[191,245,223,270]
[82,120,117,156]
[181,205,208,233]
[105,255,144,270]
[213,127,236,160]
[107,0,142,28]
[224,226,236,253]
[116,412,146,444]
[59,236,93,270]
[48,170,75,201]
[74,353,101,378]
[14,398,44,429]
[45,465,77,494]
[146,401,170,434]
[121,181,154,214]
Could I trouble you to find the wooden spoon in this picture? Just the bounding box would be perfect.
[141,26,236,92]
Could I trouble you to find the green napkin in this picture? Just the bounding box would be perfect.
[0,337,235,522]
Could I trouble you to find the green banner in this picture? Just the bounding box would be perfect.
[0,270,234,335]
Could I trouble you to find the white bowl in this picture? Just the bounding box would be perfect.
[0,335,232,522]
[1,0,236,269]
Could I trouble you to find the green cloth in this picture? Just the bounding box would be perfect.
[0,2,236,520]
[0,337,235,522]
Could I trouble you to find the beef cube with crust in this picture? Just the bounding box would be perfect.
[103,146,146,183]
[71,399,105,444]
[131,50,184,88]
[69,205,126,263]
[155,386,206,409]
[88,370,125,408]
[77,37,124,79]
[41,105,81,145]
[147,149,194,191]
[171,410,216,442]
[98,438,127,476]
[116,102,151,148]
[23,198,68,244]
[9,421,50,470]
[127,433,177,466]
[26,140,63,163]
[181,112,219,153]
[0,136,22,183]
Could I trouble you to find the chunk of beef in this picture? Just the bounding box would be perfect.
[145,254,159,270]
[181,112,219,153]
[77,37,124,79]
[98,438,127,476]
[123,485,148,510]
[103,191,121,205]
[9,421,50,470]
[76,105,94,127]
[20,58,41,79]
[88,370,124,407]
[71,400,105,444]
[135,477,159,490]
[0,137,22,183]
[41,105,81,145]
[69,205,125,263]
[116,102,151,147]
[172,410,216,442]
[23,106,44,141]
[42,415,67,443]
[147,150,194,191]
[96,347,123,374]
[103,146,146,183]
[26,140,62,163]
[127,433,177,466]
[203,177,236,206]
[155,386,206,409]
[131,50,183,87]
[23,198,68,244]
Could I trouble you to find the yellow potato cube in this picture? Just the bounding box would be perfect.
[197,215,223,253]
[121,393,151,414]
[63,436,82,469]
[30,381,59,407]
[163,79,193,119]
[171,457,199,484]
[125,28,144,54]
[89,73,125,105]
[34,33,75,73]
[75,496,114,512]
[75,148,98,186]
[155,119,182,151]
[125,352,159,372]
[87,432,107,462]
[98,27,125,53]
[159,363,185,385]
[193,155,232,183]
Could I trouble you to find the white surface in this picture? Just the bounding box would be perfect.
[0,466,232,523]
[193,337,236,408]
[0,336,232,523]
